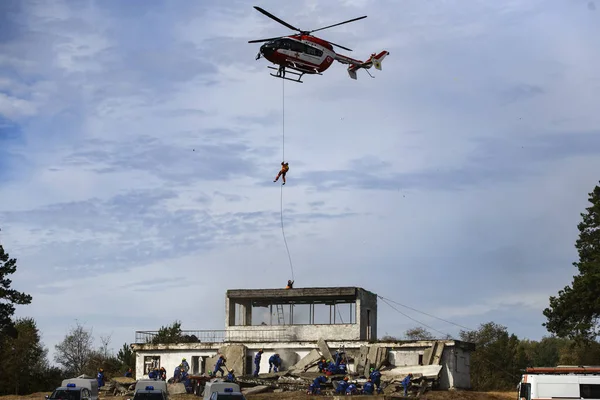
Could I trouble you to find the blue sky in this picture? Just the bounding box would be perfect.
[1,0,600,361]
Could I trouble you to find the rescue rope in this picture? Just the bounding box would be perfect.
[280,78,295,281]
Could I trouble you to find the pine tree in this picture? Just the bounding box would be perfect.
[543,181,600,341]
[0,242,33,336]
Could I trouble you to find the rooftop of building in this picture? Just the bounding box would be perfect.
[226,286,376,302]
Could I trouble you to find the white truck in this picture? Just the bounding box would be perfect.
[517,366,600,400]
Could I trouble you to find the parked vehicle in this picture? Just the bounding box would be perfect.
[203,381,245,400]
[46,378,99,400]
[517,366,600,400]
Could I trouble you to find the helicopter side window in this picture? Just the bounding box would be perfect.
[305,46,323,57]
[278,39,292,50]
[289,41,304,52]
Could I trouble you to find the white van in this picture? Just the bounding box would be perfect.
[517,367,600,400]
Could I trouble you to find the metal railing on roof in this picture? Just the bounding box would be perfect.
[134,329,293,344]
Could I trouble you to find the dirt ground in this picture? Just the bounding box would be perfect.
[0,391,515,400]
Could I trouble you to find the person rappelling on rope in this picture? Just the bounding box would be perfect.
[274,162,289,185]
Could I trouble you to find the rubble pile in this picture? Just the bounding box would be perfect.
[187,339,446,397]
[105,376,136,397]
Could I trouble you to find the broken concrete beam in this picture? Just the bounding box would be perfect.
[380,365,442,381]
[242,385,270,395]
[375,347,389,370]
[317,338,333,361]
[290,349,322,372]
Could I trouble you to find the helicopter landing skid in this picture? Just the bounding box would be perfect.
[268,66,304,83]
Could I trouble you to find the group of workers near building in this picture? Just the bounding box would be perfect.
[135,350,414,396]
[309,370,413,396]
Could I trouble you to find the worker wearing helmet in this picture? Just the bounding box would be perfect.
[226,369,236,382]
[274,162,289,185]
[286,279,294,289]
[370,367,382,392]
[97,368,105,388]
[363,378,375,394]
[181,358,190,373]
[254,349,263,377]
[335,376,350,394]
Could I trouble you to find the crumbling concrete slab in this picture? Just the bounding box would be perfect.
[356,346,369,375]
[290,349,322,372]
[205,344,247,376]
[242,385,269,395]
[317,338,333,361]
[380,365,442,381]
[167,382,187,395]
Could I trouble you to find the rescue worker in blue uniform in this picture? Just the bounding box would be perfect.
[125,368,133,377]
[97,368,105,388]
[317,358,329,372]
[254,349,263,377]
[173,365,181,382]
[308,375,327,395]
[346,383,359,395]
[335,376,350,394]
[269,353,281,373]
[362,378,375,395]
[212,355,227,377]
[369,367,383,393]
[148,368,159,379]
[402,373,413,396]
[180,368,192,393]
[181,358,190,373]
[226,369,236,382]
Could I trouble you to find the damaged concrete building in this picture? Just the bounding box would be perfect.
[131,287,475,391]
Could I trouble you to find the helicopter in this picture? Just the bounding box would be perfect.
[249,6,389,83]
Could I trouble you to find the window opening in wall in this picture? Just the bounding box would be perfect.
[143,356,160,374]
[241,298,359,326]
[418,354,423,365]
[250,304,270,326]
[367,309,372,340]
[192,356,200,375]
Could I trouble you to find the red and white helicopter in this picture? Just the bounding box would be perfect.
[249,6,389,83]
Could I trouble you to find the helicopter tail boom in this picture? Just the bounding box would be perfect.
[339,50,389,79]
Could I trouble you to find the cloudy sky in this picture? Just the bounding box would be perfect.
[1,0,600,362]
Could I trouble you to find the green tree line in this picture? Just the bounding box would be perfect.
[383,181,600,391]
[0,242,136,395]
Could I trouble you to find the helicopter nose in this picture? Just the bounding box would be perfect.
[260,44,275,58]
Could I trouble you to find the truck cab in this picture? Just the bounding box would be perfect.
[47,383,92,400]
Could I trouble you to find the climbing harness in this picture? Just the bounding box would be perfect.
[280,78,295,281]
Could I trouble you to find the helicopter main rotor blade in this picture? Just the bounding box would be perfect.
[248,36,285,43]
[253,6,302,33]
[309,15,367,34]
[324,39,353,52]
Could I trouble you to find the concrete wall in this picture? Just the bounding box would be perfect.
[133,340,472,390]
[135,349,218,380]
[357,289,377,341]
[389,348,426,366]
[225,324,360,341]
